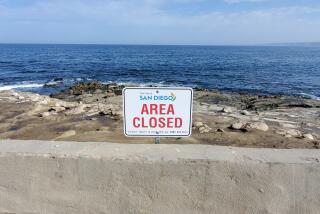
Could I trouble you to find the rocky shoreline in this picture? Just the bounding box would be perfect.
[0,81,319,148]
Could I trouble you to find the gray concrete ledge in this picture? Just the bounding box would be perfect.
[0,140,320,213]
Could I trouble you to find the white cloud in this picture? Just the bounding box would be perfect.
[224,0,267,3]
[0,0,319,44]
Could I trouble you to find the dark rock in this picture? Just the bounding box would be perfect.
[44,78,64,88]
[194,87,209,92]
[53,78,63,82]
[51,81,125,102]
[196,90,320,111]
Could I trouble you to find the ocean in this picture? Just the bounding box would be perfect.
[0,44,319,99]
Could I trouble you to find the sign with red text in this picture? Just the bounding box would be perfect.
[123,87,193,137]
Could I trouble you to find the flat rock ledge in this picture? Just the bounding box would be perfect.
[0,140,320,214]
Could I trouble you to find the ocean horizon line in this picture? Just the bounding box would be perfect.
[1,42,320,47]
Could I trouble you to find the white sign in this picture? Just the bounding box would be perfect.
[123,87,193,137]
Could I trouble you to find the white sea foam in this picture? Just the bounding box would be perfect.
[299,93,320,100]
[101,81,167,87]
[102,80,197,88]
[0,83,43,91]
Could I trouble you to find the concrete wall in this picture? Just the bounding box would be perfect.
[0,140,319,214]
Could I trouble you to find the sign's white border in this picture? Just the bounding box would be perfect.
[122,87,193,137]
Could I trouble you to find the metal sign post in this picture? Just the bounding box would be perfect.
[154,137,160,144]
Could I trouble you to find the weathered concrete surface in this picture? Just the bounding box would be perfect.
[0,140,319,214]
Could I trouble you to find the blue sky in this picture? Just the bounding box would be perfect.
[0,0,320,45]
